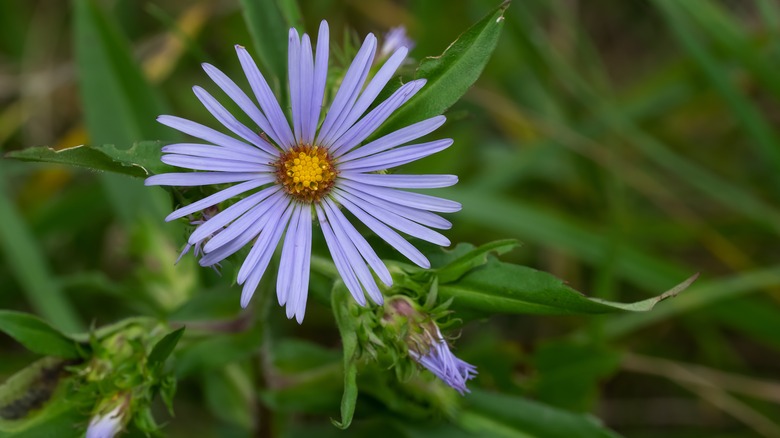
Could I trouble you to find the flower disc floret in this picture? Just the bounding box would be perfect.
[276,145,337,203]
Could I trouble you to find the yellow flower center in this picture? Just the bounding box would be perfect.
[275,145,337,203]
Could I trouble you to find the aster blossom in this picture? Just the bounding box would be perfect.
[408,324,477,395]
[146,20,460,322]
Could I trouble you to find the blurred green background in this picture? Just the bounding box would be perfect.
[2,0,780,436]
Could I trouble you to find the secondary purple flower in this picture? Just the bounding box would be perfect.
[146,20,459,323]
[380,26,415,59]
[383,296,476,394]
[86,398,127,438]
[408,324,477,395]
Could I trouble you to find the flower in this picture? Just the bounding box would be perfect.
[379,26,415,59]
[86,399,127,438]
[383,296,476,394]
[408,324,477,395]
[146,21,459,323]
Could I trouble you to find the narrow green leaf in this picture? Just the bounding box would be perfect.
[0,172,82,333]
[374,1,509,138]
[5,141,172,178]
[439,260,694,317]
[436,239,518,283]
[461,390,621,438]
[603,267,780,339]
[654,0,780,180]
[74,0,171,223]
[147,327,185,368]
[331,283,359,429]
[239,0,291,104]
[0,311,81,359]
[0,359,85,437]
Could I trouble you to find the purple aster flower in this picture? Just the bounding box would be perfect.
[146,21,459,323]
[380,26,415,59]
[383,296,476,394]
[408,324,477,395]
[86,401,126,438]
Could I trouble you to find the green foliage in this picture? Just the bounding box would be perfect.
[331,284,360,429]
[0,311,82,359]
[374,1,509,138]
[4,142,171,179]
[3,0,780,436]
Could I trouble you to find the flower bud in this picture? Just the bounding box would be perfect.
[383,296,477,394]
[86,394,129,438]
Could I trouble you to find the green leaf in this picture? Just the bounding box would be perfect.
[0,172,82,333]
[239,0,293,104]
[439,260,696,317]
[331,283,360,429]
[0,311,81,359]
[373,1,509,138]
[4,141,171,179]
[147,327,185,368]
[175,329,262,377]
[202,365,254,430]
[0,358,70,422]
[74,0,171,223]
[461,390,621,438]
[435,240,518,283]
[531,341,621,412]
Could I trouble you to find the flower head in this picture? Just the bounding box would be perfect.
[383,296,476,394]
[380,26,415,59]
[146,21,459,322]
[86,395,129,438]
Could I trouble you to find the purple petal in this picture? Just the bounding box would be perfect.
[338,179,461,213]
[192,86,278,157]
[335,195,430,268]
[165,177,273,221]
[326,47,408,145]
[202,190,286,252]
[328,79,426,155]
[145,172,258,187]
[340,173,457,189]
[321,199,392,287]
[202,63,284,148]
[199,197,289,266]
[334,181,451,229]
[323,199,383,304]
[335,190,450,246]
[288,29,303,142]
[157,115,264,156]
[188,186,279,244]
[298,34,315,144]
[337,115,446,161]
[239,202,295,307]
[309,21,329,143]
[161,154,273,173]
[161,143,269,162]
[235,45,296,148]
[288,206,312,323]
[316,34,377,146]
[316,204,366,306]
[276,204,301,307]
[338,138,453,172]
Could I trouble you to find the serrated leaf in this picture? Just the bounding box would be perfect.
[439,261,696,317]
[331,283,359,429]
[372,1,509,139]
[436,239,518,283]
[147,327,185,368]
[5,141,171,179]
[0,311,81,359]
